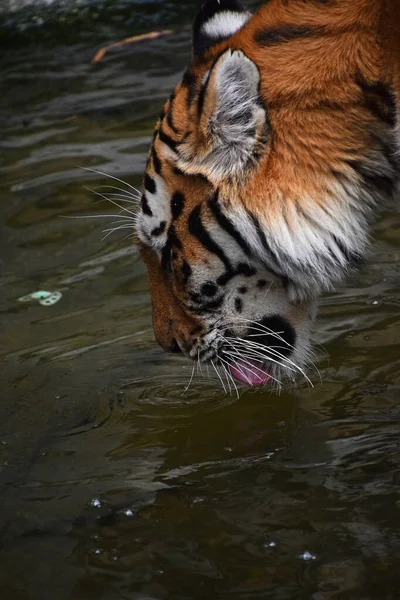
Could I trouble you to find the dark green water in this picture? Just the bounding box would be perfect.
[1,2,400,599]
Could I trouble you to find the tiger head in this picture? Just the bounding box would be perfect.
[135,0,397,386]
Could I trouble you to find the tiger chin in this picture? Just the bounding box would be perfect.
[135,0,400,388]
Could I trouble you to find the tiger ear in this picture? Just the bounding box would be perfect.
[193,0,251,55]
[182,49,268,181]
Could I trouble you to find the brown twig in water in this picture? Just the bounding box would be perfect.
[91,29,174,64]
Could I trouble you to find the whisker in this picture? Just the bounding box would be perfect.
[218,337,276,383]
[61,214,130,220]
[222,318,295,349]
[102,225,135,233]
[197,349,204,377]
[233,336,313,386]
[92,184,141,201]
[96,193,140,204]
[101,224,136,240]
[217,356,240,399]
[224,336,313,387]
[223,337,296,372]
[222,349,283,386]
[222,363,232,395]
[79,166,141,195]
[211,360,227,394]
[224,335,296,367]
[122,231,135,242]
[182,365,196,396]
[84,186,137,217]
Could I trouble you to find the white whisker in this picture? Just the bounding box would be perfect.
[79,166,141,195]
[92,184,141,201]
[211,360,227,394]
[222,348,283,386]
[61,214,130,220]
[226,337,297,370]
[182,365,196,396]
[217,356,240,399]
[84,186,137,217]
[226,320,294,349]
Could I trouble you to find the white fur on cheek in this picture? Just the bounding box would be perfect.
[202,11,251,39]
[136,174,170,250]
[223,177,371,298]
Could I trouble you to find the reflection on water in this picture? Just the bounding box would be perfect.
[0,2,400,599]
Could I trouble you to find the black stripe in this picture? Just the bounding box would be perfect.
[161,225,183,271]
[236,263,257,277]
[181,69,198,106]
[167,224,182,250]
[354,72,397,128]
[208,192,252,257]
[346,158,396,197]
[141,193,152,217]
[249,213,281,268]
[369,133,399,172]
[254,24,324,46]
[161,247,171,271]
[158,129,179,153]
[235,298,243,313]
[181,260,192,283]
[216,263,256,287]
[197,68,212,117]
[151,146,161,174]
[171,191,185,220]
[144,173,156,195]
[166,92,179,134]
[217,271,235,286]
[158,108,165,123]
[248,214,293,283]
[188,204,232,271]
[182,69,196,88]
[173,166,212,186]
[151,221,166,237]
[188,295,224,314]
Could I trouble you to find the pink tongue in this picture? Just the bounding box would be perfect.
[228,359,272,386]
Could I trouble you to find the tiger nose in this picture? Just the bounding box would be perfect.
[168,338,182,354]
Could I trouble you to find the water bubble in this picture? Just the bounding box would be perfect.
[94,548,102,555]
[193,497,205,504]
[299,551,317,561]
[123,509,134,517]
[90,498,102,508]
[264,541,276,548]
[372,300,379,305]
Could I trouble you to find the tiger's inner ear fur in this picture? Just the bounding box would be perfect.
[179,49,269,182]
[193,0,251,55]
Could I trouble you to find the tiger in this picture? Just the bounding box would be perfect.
[135,0,400,388]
